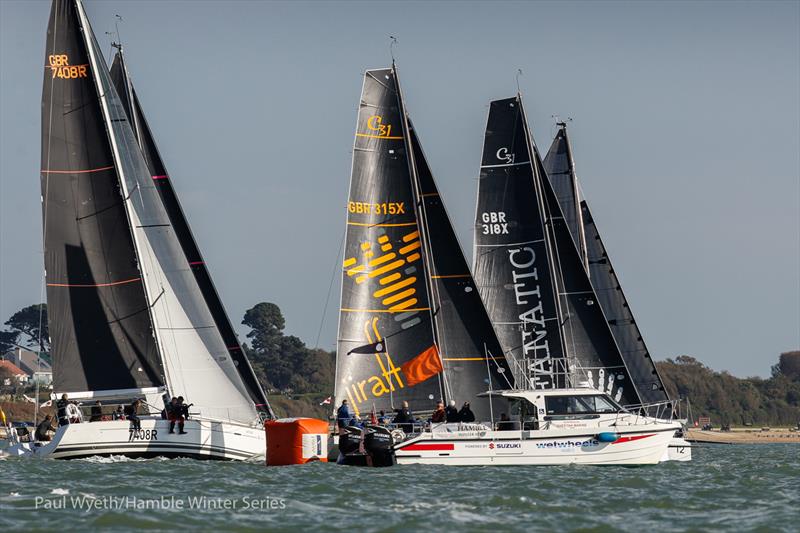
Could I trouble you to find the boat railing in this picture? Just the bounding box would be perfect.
[613,399,683,426]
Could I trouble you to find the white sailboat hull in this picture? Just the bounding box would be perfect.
[4,418,265,461]
[394,423,678,466]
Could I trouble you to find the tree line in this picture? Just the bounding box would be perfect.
[2,302,798,426]
[657,352,800,427]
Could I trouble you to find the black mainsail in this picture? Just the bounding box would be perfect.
[473,97,566,390]
[475,96,639,405]
[335,66,510,420]
[409,122,511,417]
[41,0,259,425]
[543,125,669,405]
[109,50,272,415]
[336,67,442,418]
[42,0,162,393]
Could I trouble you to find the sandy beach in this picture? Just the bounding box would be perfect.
[686,428,800,444]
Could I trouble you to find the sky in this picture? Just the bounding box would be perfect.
[1,0,798,378]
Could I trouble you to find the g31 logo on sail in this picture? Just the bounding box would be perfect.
[365,115,395,138]
[496,147,515,164]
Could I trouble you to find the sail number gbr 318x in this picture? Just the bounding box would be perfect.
[348,202,406,215]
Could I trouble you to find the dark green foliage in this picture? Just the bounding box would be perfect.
[1,304,49,355]
[242,302,335,395]
[658,352,800,427]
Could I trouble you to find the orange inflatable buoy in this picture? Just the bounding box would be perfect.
[264,418,329,466]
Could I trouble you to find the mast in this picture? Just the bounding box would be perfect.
[41,0,163,395]
[543,125,670,406]
[334,66,443,418]
[563,124,588,271]
[518,95,573,385]
[109,49,272,417]
[473,96,567,390]
[72,0,258,424]
[392,62,449,401]
[73,0,171,394]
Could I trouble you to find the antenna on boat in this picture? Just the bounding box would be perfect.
[552,115,573,128]
[389,35,398,63]
[106,14,124,52]
[515,69,523,94]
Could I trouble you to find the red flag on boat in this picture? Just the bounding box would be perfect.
[319,396,332,406]
[400,344,443,387]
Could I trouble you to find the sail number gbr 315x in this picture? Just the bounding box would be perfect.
[349,202,405,215]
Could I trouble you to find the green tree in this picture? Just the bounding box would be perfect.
[241,302,334,394]
[1,304,49,354]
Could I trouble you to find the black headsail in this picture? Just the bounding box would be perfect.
[475,95,640,405]
[335,67,443,418]
[544,125,669,405]
[109,50,272,416]
[408,121,512,419]
[41,0,162,393]
[542,125,588,270]
[473,96,567,390]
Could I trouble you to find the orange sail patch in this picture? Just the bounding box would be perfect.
[400,345,443,387]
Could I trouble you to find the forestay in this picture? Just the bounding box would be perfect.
[72,0,258,424]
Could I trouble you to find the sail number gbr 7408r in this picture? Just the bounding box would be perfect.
[48,54,88,79]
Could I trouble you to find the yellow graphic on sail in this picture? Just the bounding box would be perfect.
[343,229,424,312]
[341,228,442,413]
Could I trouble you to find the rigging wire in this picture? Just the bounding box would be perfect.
[313,222,346,351]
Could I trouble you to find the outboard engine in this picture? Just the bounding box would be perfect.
[363,425,395,467]
[336,425,396,467]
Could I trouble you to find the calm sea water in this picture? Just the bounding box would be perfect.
[1,443,797,532]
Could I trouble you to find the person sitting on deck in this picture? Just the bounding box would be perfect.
[445,400,460,423]
[35,415,55,442]
[111,405,125,421]
[392,401,415,434]
[431,401,446,423]
[458,402,475,423]
[89,400,103,422]
[125,399,142,431]
[496,413,515,431]
[169,397,188,435]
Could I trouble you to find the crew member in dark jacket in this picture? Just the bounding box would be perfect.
[125,399,142,431]
[445,400,460,423]
[393,401,415,433]
[89,400,103,422]
[431,401,446,423]
[35,415,55,441]
[56,393,70,426]
[458,402,476,423]
[336,399,353,432]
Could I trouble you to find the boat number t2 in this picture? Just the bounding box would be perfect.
[496,147,515,164]
[128,429,158,442]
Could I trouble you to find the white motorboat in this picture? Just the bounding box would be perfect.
[394,388,680,466]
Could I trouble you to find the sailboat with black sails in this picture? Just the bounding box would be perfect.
[6,0,269,460]
[542,122,691,461]
[333,68,678,465]
[334,63,512,430]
